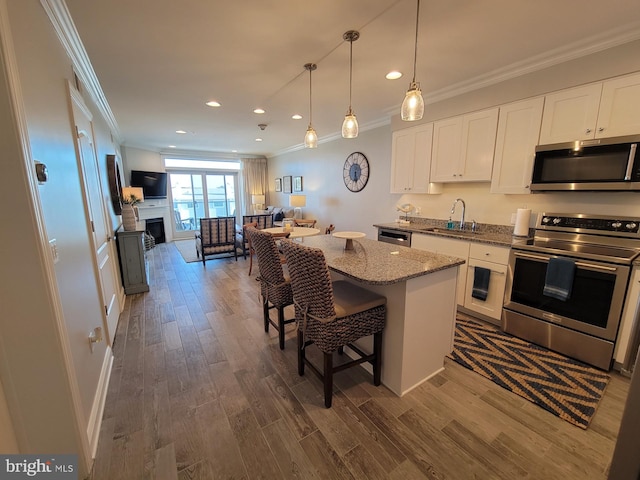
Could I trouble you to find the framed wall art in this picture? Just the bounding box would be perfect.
[283,175,292,194]
[275,177,282,192]
[294,176,303,192]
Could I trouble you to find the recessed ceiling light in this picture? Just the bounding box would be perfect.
[231,149,238,153]
[386,71,403,80]
[176,130,187,134]
[206,100,221,107]
[253,108,265,114]
[255,138,263,142]
[292,114,303,120]
[168,145,176,148]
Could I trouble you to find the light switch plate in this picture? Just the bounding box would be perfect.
[49,238,59,264]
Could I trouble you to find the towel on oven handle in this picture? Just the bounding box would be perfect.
[472,266,491,301]
[543,257,576,301]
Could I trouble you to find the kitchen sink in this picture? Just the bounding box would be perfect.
[414,226,482,236]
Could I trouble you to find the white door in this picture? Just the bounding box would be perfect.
[70,87,120,346]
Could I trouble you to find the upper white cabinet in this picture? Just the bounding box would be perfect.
[539,72,640,144]
[431,107,499,182]
[390,122,442,194]
[490,97,544,194]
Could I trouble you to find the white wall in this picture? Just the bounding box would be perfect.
[270,42,640,230]
[268,127,396,238]
[0,1,122,474]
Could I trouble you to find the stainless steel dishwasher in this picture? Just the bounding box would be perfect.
[377,227,411,247]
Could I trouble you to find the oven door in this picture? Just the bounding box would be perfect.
[504,250,630,341]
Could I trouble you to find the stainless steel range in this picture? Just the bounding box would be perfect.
[503,213,640,370]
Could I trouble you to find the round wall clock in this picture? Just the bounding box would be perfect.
[343,151,369,192]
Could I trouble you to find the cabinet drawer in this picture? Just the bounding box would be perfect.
[468,242,509,264]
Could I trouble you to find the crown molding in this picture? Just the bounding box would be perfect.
[40,0,121,144]
[383,21,640,117]
[270,116,391,158]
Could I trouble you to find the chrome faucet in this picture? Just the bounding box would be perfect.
[451,198,466,231]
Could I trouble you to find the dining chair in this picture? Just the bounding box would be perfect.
[325,224,335,235]
[240,214,275,258]
[241,222,258,274]
[280,239,386,408]
[246,227,294,350]
[195,217,238,264]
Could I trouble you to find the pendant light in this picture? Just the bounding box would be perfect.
[304,63,318,148]
[341,30,360,138]
[401,0,424,121]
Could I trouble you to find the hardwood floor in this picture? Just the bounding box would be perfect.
[91,241,630,479]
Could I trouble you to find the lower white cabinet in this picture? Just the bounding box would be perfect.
[412,234,509,323]
[412,233,469,306]
[463,243,509,322]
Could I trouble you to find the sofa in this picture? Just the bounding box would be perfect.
[265,205,297,223]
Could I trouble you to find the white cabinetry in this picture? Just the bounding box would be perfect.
[463,243,509,322]
[490,97,544,194]
[411,233,469,306]
[431,108,499,183]
[390,123,441,194]
[412,234,509,324]
[539,72,640,144]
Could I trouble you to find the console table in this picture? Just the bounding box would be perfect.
[116,227,149,294]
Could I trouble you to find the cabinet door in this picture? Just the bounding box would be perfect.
[390,129,415,193]
[614,266,640,365]
[490,97,544,194]
[390,123,436,193]
[431,117,462,182]
[464,258,508,322]
[539,83,602,144]
[412,233,469,305]
[460,108,498,182]
[597,73,640,138]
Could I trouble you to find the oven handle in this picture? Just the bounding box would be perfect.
[471,265,505,275]
[512,251,618,272]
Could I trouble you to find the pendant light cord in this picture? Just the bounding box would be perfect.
[348,39,353,110]
[308,67,313,126]
[411,0,421,84]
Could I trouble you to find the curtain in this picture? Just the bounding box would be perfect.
[240,157,268,214]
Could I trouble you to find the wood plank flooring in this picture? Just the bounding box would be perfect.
[90,241,630,479]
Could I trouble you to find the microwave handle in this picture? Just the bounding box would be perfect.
[624,143,637,181]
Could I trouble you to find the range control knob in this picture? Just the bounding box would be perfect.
[626,223,637,230]
[552,217,562,225]
[612,221,622,228]
[542,217,550,223]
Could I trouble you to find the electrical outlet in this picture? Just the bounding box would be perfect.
[49,238,59,264]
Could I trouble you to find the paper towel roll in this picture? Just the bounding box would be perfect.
[514,208,531,237]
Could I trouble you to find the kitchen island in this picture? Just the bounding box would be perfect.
[296,235,465,396]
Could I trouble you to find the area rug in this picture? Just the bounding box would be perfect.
[174,239,199,263]
[447,318,610,429]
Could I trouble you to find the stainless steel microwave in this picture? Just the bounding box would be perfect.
[530,135,640,192]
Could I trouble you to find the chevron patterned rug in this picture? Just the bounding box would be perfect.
[448,318,610,429]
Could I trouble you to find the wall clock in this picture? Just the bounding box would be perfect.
[343,151,369,192]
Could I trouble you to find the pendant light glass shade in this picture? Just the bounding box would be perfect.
[304,125,318,148]
[402,0,424,122]
[401,82,424,121]
[342,30,360,138]
[342,110,358,138]
[303,63,318,148]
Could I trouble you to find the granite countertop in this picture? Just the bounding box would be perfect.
[374,220,528,247]
[297,236,465,285]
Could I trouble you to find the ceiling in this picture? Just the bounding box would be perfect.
[63,0,640,157]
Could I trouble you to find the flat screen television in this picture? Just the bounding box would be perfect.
[130,170,168,199]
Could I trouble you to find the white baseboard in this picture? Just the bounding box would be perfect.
[87,347,113,458]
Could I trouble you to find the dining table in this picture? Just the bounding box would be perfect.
[262,226,320,239]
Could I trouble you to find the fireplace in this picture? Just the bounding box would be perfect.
[145,217,165,244]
